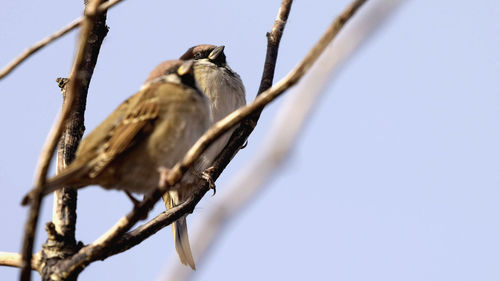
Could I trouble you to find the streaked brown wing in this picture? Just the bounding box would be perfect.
[88,93,160,178]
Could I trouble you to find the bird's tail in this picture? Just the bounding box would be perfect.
[163,191,196,270]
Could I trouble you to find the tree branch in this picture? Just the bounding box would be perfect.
[0,0,123,80]
[40,1,109,279]
[20,0,106,280]
[0,252,41,272]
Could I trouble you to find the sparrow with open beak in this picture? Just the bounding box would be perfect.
[22,60,211,205]
[145,45,246,270]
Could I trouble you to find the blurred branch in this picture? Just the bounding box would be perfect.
[20,0,107,280]
[164,0,405,279]
[0,0,123,80]
[0,252,41,272]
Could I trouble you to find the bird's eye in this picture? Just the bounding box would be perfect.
[194,52,202,59]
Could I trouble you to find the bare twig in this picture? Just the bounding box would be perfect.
[50,0,369,278]
[20,1,105,280]
[0,252,41,272]
[258,0,293,95]
[165,0,405,278]
[0,0,122,80]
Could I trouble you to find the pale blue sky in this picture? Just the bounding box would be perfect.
[1,1,499,280]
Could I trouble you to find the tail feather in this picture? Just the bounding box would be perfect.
[163,192,196,270]
[172,215,196,269]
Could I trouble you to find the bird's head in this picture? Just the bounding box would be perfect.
[144,59,197,89]
[180,44,227,67]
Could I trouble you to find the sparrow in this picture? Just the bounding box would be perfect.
[145,45,246,270]
[179,45,246,168]
[22,59,211,205]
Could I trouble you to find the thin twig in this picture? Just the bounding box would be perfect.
[258,0,293,95]
[0,0,123,80]
[19,1,105,280]
[50,0,368,278]
[0,252,41,272]
[165,0,405,278]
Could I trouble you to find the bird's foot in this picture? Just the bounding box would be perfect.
[202,166,216,196]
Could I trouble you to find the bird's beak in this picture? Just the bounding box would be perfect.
[208,45,225,61]
[177,60,194,76]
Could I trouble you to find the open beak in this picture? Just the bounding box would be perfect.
[208,45,225,61]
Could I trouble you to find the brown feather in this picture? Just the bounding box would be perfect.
[179,44,216,60]
[89,93,160,178]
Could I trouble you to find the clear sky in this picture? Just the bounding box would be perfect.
[1,0,500,280]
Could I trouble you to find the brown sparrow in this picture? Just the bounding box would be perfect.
[22,60,211,205]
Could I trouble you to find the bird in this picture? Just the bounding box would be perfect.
[144,45,246,270]
[22,59,211,206]
[179,45,246,169]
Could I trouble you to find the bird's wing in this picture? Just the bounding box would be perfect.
[36,85,164,198]
[22,87,163,204]
[87,90,161,178]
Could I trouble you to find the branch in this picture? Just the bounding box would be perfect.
[51,0,369,277]
[258,0,293,95]
[164,0,405,278]
[0,0,123,80]
[52,0,108,251]
[20,0,106,280]
[0,252,41,272]
[42,1,109,279]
